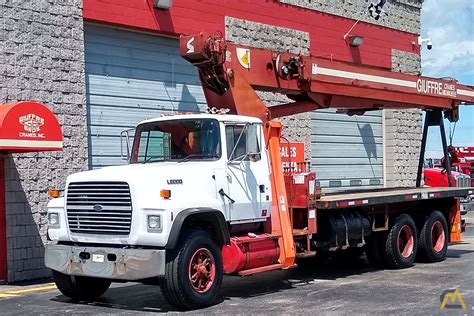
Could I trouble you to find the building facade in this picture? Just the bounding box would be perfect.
[0,0,422,282]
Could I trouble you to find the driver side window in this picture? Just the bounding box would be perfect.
[225,124,260,161]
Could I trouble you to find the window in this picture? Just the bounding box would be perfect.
[137,130,170,162]
[131,119,221,163]
[225,124,260,161]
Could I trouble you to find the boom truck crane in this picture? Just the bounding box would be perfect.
[45,33,474,310]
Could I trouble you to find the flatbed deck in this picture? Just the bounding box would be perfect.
[316,187,473,209]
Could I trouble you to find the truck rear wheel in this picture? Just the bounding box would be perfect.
[52,270,111,301]
[418,210,448,262]
[384,214,418,269]
[159,231,223,310]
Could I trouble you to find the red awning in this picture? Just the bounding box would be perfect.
[0,101,63,153]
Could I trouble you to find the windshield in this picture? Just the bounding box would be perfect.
[131,119,221,163]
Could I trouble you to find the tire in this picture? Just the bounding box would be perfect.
[159,231,223,310]
[383,214,418,269]
[418,210,448,262]
[52,270,111,301]
[365,232,386,269]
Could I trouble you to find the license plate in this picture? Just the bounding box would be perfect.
[92,254,105,263]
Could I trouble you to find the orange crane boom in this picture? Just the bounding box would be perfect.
[179,32,474,269]
[180,33,473,123]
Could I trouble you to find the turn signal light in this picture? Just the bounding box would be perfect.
[48,188,60,198]
[160,189,171,199]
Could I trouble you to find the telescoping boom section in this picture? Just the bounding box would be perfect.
[179,33,473,271]
[180,33,474,124]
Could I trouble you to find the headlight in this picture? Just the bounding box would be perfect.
[48,212,60,229]
[147,215,162,232]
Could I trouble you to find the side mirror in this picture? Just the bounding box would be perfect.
[248,152,261,162]
[120,128,134,161]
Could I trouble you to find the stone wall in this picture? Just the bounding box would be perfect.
[225,17,310,55]
[225,17,312,159]
[277,0,422,34]
[385,49,422,187]
[0,1,87,282]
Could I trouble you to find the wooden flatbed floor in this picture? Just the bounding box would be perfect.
[316,187,473,209]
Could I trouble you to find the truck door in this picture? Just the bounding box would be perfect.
[225,123,271,223]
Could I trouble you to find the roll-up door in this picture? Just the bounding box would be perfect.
[84,24,206,168]
[311,109,384,192]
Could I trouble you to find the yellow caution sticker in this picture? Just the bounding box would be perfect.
[236,48,251,69]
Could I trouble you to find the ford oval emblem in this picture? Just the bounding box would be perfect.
[93,204,103,212]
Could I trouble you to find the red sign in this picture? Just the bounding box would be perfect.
[280,142,305,172]
[0,101,63,152]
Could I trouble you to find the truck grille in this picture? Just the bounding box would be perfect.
[66,182,132,235]
[455,175,470,188]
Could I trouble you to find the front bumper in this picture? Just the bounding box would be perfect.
[45,244,166,280]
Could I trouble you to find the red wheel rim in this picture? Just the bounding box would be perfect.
[188,248,216,293]
[431,221,445,252]
[397,225,414,258]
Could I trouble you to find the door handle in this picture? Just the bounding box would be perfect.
[259,185,265,193]
[218,188,235,204]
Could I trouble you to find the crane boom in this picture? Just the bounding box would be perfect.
[179,32,473,269]
[180,33,474,123]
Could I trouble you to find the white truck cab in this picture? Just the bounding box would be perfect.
[45,113,272,298]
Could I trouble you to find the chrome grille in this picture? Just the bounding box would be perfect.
[66,182,132,235]
[455,175,470,188]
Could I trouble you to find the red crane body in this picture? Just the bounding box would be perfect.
[180,33,474,124]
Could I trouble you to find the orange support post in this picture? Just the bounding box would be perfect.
[265,121,296,268]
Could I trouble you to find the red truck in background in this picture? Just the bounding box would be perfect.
[424,146,474,214]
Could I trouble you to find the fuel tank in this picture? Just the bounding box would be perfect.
[221,234,280,274]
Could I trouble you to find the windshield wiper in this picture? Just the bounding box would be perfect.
[178,154,219,163]
[142,156,165,164]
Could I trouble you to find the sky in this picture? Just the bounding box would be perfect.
[420,0,474,156]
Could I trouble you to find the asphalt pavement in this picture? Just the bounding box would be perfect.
[1,212,473,315]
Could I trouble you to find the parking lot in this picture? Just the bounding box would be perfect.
[1,212,473,315]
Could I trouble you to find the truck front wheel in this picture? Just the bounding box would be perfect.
[384,214,418,269]
[52,270,111,301]
[418,210,448,262]
[159,231,223,310]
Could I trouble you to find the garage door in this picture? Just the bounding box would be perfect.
[84,25,207,168]
[311,110,383,192]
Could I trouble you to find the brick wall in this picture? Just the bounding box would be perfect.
[225,17,310,55]
[385,49,422,187]
[0,1,87,282]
